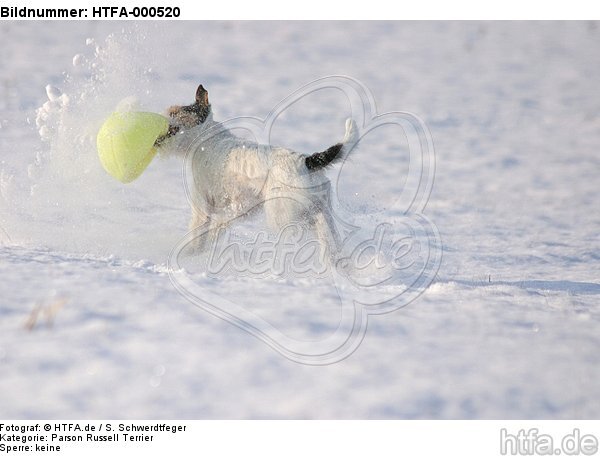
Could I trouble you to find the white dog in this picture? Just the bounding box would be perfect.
[156,84,358,256]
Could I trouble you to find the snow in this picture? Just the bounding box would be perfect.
[0,21,599,418]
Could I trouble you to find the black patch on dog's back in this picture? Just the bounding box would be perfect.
[305,143,343,171]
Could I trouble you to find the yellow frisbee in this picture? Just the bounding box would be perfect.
[97,111,169,183]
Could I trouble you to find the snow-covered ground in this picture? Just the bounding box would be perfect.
[0,21,599,418]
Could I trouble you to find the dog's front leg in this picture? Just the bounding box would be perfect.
[188,207,209,251]
[189,209,235,254]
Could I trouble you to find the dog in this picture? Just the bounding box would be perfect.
[155,84,358,257]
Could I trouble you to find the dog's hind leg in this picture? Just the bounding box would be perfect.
[313,208,342,262]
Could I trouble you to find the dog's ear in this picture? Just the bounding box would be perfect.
[195,84,209,106]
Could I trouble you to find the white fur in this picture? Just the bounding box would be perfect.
[160,112,358,255]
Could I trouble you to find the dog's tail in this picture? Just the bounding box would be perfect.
[305,118,358,171]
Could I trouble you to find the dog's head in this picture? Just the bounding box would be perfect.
[167,84,211,129]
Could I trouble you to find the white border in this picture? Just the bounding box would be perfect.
[3,0,600,19]
[1,420,599,456]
